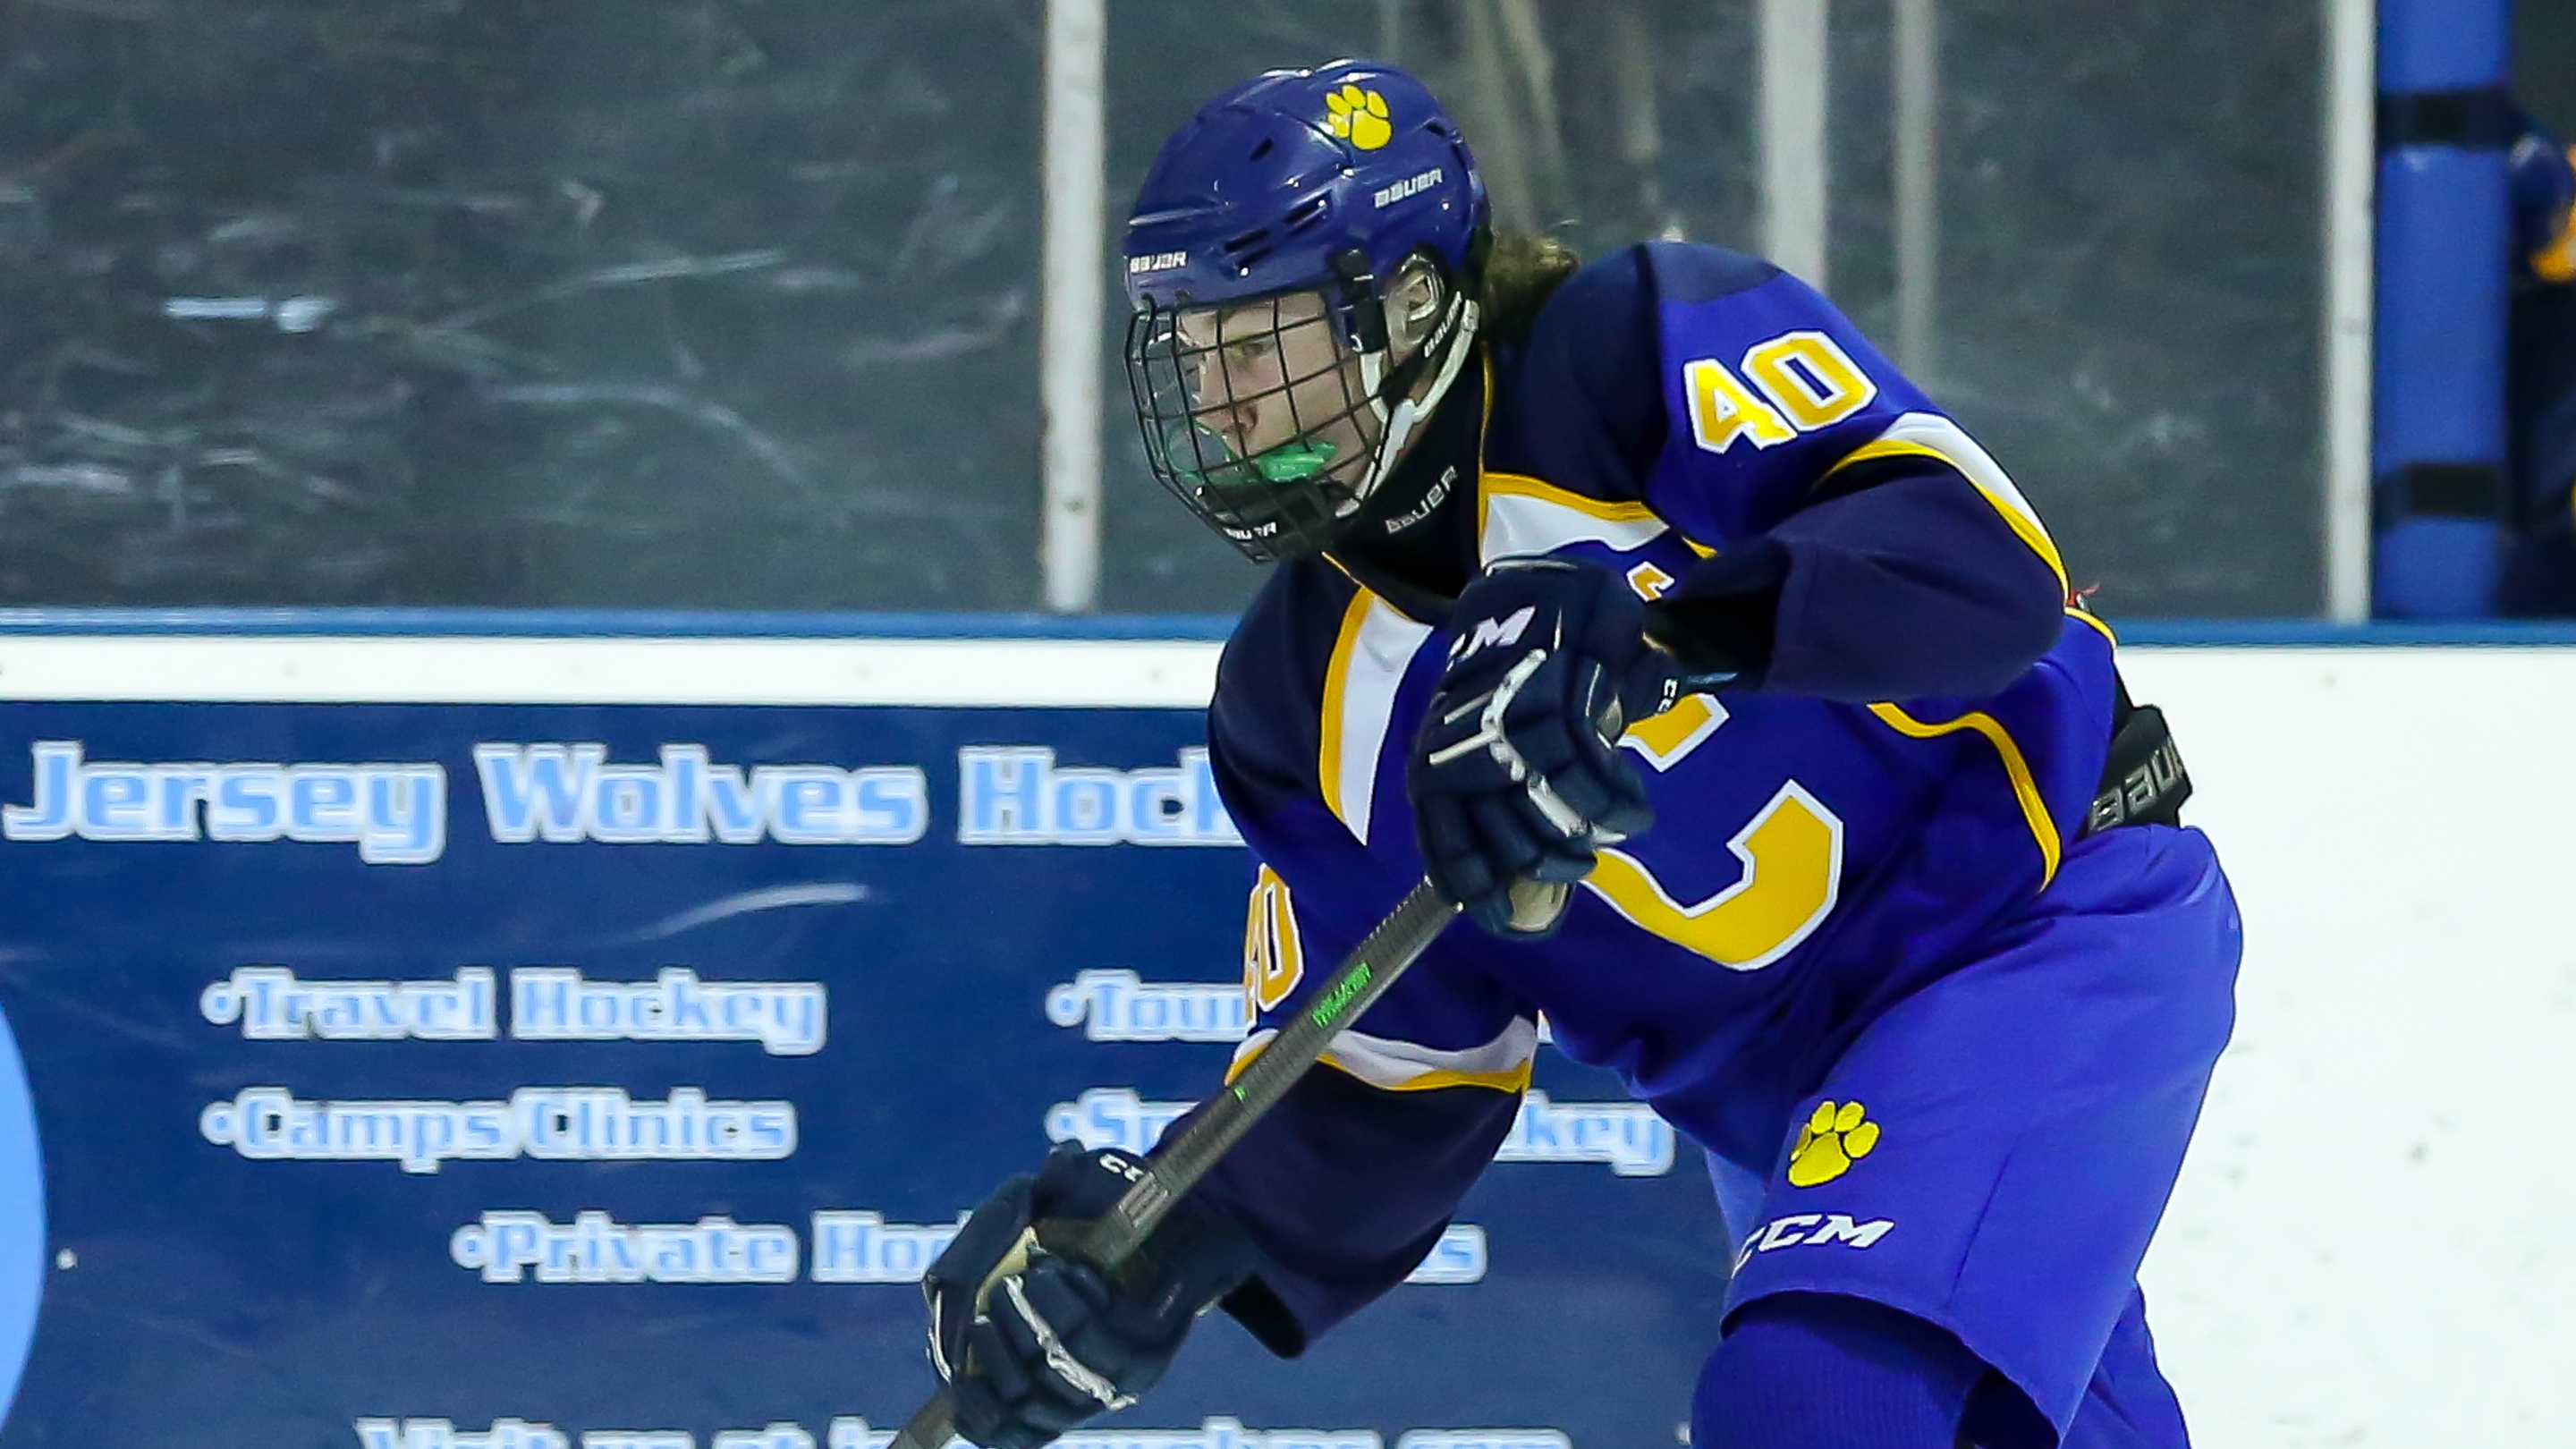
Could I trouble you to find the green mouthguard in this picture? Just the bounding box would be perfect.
[1251,441,1338,483]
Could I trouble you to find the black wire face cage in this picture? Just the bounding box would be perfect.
[1124,287,1389,564]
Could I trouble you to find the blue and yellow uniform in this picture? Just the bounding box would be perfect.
[919,58,2241,1449]
[1183,242,2243,1445]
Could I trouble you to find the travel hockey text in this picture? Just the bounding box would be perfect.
[197,966,826,1054]
[513,967,825,1055]
[202,966,496,1040]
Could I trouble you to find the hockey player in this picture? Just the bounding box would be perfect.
[921,59,2241,1449]
[2504,113,2576,614]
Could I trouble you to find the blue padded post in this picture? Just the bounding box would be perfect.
[2373,0,2513,618]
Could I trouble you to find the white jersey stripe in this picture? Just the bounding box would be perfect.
[1228,1017,1540,1093]
[1478,472,1673,564]
[1319,593,1434,845]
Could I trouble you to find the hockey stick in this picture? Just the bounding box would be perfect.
[886,877,1461,1449]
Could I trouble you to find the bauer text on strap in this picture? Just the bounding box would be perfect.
[2086,689,2190,835]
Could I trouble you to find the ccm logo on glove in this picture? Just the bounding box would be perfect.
[1449,604,1538,663]
[1413,558,1714,938]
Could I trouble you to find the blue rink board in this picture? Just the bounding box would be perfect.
[0,698,1726,1449]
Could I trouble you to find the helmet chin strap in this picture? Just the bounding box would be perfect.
[1341,292,1481,516]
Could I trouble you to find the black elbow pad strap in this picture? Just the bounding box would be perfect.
[2087,682,2191,834]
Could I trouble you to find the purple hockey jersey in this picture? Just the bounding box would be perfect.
[1183,242,2123,1356]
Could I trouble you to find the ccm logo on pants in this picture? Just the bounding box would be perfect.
[1733,1213,1894,1272]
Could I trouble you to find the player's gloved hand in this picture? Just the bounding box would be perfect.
[923,1143,1261,1449]
[1411,556,1714,937]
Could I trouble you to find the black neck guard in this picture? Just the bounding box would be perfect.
[1323,356,1486,621]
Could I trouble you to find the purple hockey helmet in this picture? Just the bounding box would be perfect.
[1123,60,1489,561]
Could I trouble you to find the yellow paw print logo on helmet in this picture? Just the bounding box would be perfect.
[1326,84,1394,151]
[1787,1099,1881,1187]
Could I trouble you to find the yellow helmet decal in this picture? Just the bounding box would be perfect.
[1326,84,1394,151]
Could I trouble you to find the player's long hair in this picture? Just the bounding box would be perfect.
[1477,232,1582,346]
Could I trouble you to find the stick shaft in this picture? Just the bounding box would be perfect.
[1085,877,1458,1268]
[889,1397,955,1449]
[886,878,1457,1449]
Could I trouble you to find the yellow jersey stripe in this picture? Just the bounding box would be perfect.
[1224,1033,1264,1081]
[2066,606,2118,646]
[1316,588,1374,834]
[1867,701,2063,885]
[1970,479,2072,593]
[1826,436,2071,593]
[1481,471,1662,523]
[1823,436,1950,475]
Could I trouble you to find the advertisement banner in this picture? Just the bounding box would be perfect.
[0,654,1728,1449]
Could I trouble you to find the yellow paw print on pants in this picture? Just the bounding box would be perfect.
[1326,85,1394,150]
[1787,1099,1881,1187]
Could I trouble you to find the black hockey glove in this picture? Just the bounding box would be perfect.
[1411,556,1716,937]
[923,1143,1261,1449]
